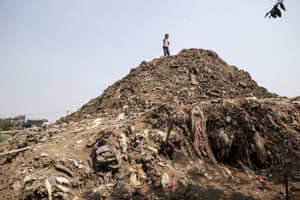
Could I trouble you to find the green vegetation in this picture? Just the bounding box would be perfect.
[0,133,12,142]
[0,119,12,131]
[0,119,13,142]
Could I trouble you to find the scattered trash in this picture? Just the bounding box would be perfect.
[129,164,147,187]
[40,153,49,157]
[116,113,126,121]
[191,106,217,164]
[92,118,102,128]
[75,140,82,144]
[44,178,52,200]
[1,49,299,200]
[118,133,128,159]
[93,145,121,171]
[113,176,123,190]
[258,176,265,184]
[56,176,70,186]
[161,172,170,188]
[171,174,177,192]
[54,164,74,177]
[56,184,70,193]
[12,180,21,191]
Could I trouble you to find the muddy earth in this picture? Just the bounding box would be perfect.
[0,49,299,200]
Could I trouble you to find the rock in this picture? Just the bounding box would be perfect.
[23,175,33,184]
[56,184,70,193]
[225,116,232,123]
[75,140,82,144]
[239,81,248,87]
[56,176,70,186]
[54,164,74,177]
[92,118,102,128]
[40,153,49,157]
[116,113,126,121]
[190,74,199,85]
[12,181,20,191]
[45,178,52,200]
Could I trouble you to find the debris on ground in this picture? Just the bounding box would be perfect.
[0,49,299,199]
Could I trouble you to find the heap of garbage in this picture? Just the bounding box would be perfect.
[0,49,299,199]
[61,49,277,122]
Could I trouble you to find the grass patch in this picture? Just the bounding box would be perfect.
[0,132,12,142]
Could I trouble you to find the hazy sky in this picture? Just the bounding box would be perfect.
[0,0,299,122]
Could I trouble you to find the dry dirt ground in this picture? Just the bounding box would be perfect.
[0,49,299,200]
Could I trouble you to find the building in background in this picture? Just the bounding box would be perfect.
[1,115,49,130]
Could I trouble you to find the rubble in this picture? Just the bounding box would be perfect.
[60,48,277,122]
[0,48,299,199]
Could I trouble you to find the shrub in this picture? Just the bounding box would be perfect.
[0,119,11,131]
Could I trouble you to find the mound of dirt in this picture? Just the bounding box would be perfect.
[60,49,277,122]
[0,49,299,200]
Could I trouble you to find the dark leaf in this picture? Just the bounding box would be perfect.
[264,11,270,18]
[274,7,282,17]
[265,1,286,19]
[280,2,286,11]
[270,6,281,18]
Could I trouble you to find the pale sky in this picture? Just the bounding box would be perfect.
[0,0,299,122]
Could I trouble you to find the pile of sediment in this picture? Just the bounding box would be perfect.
[60,48,277,122]
[0,49,299,200]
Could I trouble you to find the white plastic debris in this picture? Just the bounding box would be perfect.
[56,176,70,185]
[116,113,126,121]
[92,118,102,128]
[161,172,170,188]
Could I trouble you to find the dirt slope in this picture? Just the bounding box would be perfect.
[60,49,277,122]
[0,49,299,200]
